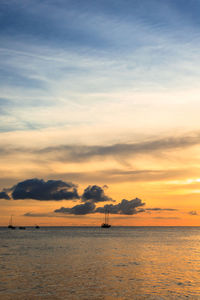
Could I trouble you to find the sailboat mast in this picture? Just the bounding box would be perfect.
[9,215,12,226]
[105,211,109,224]
[101,210,111,228]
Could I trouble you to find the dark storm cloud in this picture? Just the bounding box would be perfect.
[11,178,79,201]
[82,185,114,203]
[55,201,95,215]
[0,191,10,200]
[96,198,145,215]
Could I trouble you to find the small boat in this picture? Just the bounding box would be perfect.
[8,215,16,229]
[101,211,111,228]
[19,226,26,230]
[35,225,40,229]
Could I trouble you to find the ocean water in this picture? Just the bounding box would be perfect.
[0,227,200,300]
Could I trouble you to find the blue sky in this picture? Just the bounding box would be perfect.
[1,0,200,132]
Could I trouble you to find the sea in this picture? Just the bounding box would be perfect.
[0,226,200,299]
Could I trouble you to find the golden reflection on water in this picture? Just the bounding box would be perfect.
[0,227,200,299]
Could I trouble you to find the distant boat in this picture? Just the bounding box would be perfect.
[101,211,111,228]
[35,225,40,229]
[8,215,16,229]
[19,226,26,230]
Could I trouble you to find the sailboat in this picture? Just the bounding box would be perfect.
[101,211,111,228]
[8,215,16,229]
[19,226,26,230]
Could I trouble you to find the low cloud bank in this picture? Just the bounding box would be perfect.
[0,178,179,217]
[54,198,145,215]
[96,198,145,215]
[55,202,96,215]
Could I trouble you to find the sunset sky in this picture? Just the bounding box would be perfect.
[1,0,200,226]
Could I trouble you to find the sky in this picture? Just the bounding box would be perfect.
[1,0,200,226]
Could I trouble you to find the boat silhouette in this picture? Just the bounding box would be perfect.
[8,215,16,229]
[101,211,111,228]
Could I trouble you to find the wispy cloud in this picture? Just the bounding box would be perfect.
[37,133,200,162]
[1,0,200,133]
[24,212,55,218]
[1,132,199,162]
[151,217,180,220]
[44,168,194,184]
[146,208,178,211]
